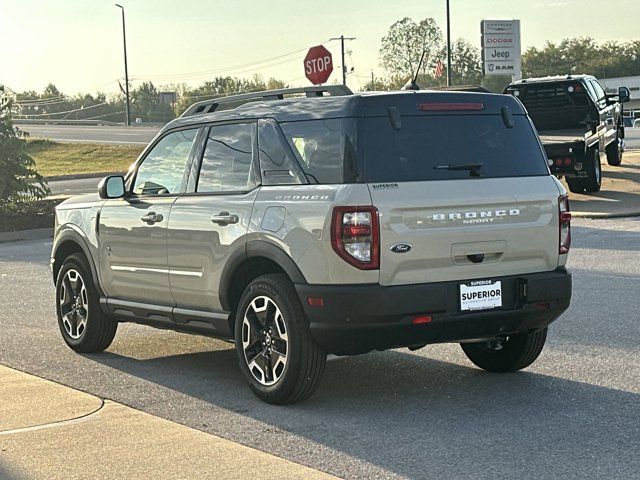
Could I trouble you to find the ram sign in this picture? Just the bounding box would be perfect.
[481,20,521,79]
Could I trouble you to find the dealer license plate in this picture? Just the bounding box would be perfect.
[459,280,502,311]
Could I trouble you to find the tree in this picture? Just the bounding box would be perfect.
[379,17,444,80]
[448,39,483,85]
[522,37,640,78]
[0,86,48,212]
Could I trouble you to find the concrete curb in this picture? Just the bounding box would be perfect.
[0,228,53,243]
[46,172,123,181]
[0,365,339,480]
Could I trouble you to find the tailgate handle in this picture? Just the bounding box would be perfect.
[467,253,485,264]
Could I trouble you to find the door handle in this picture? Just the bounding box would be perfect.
[141,212,164,224]
[211,212,239,226]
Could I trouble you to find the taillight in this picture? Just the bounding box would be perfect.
[559,195,571,254]
[331,206,380,270]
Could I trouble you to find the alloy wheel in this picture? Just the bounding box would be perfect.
[59,269,89,339]
[242,296,288,386]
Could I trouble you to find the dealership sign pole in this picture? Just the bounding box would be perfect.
[481,20,521,81]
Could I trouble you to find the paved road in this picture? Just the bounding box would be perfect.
[20,124,161,145]
[0,218,639,479]
[48,176,105,196]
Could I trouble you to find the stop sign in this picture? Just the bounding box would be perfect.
[304,45,333,85]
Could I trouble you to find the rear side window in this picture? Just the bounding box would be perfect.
[258,119,305,185]
[363,115,548,182]
[197,123,256,193]
[280,119,357,184]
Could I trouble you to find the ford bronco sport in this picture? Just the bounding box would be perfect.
[51,86,572,404]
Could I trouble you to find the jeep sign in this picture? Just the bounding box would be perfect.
[304,45,333,85]
[481,20,521,79]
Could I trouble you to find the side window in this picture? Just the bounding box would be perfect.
[590,80,606,102]
[133,128,198,195]
[583,81,598,103]
[258,119,304,185]
[197,123,256,193]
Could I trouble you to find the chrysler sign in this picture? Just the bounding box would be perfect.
[481,20,521,79]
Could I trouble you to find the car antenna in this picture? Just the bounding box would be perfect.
[402,49,426,91]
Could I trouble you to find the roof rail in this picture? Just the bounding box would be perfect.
[180,85,353,118]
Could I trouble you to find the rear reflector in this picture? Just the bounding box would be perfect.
[412,315,433,325]
[307,297,324,307]
[418,102,485,112]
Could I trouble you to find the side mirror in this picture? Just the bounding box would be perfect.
[618,86,631,103]
[98,175,126,199]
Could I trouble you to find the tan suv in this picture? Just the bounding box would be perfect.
[51,86,572,404]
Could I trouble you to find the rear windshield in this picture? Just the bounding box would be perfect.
[363,114,549,182]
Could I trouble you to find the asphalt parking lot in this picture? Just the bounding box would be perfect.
[0,217,639,480]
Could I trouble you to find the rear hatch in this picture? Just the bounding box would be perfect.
[360,93,561,286]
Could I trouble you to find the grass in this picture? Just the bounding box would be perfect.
[27,139,144,178]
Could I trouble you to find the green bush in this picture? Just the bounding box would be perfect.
[0,86,49,213]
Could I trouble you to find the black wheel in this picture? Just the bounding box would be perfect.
[606,138,622,166]
[461,328,547,372]
[566,177,585,194]
[234,273,326,404]
[583,147,602,193]
[55,254,117,353]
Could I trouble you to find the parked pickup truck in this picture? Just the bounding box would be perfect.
[504,75,630,193]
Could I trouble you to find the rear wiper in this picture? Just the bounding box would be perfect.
[434,162,483,177]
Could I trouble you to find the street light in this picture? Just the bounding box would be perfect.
[446,0,452,86]
[115,4,131,126]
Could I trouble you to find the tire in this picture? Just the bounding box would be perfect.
[55,253,117,353]
[583,147,602,193]
[461,328,547,373]
[566,177,585,194]
[234,273,326,404]
[606,138,622,166]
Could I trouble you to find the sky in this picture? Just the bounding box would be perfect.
[1,0,638,96]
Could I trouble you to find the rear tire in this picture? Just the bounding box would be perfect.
[583,147,602,193]
[566,177,585,194]
[55,254,117,353]
[461,328,547,372]
[234,273,326,404]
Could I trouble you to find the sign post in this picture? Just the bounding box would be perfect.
[304,45,333,85]
[481,20,521,81]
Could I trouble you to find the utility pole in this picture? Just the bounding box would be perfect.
[330,35,356,86]
[115,4,131,126]
[446,0,452,86]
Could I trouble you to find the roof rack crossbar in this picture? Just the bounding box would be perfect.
[180,85,353,118]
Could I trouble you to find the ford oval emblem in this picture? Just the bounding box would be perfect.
[390,243,412,254]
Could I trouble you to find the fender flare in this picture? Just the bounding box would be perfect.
[52,227,103,296]
[218,240,307,312]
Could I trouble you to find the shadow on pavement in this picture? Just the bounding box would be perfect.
[89,344,640,480]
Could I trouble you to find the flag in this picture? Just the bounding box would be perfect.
[434,60,444,78]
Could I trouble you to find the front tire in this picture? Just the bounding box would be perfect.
[461,328,547,373]
[234,273,326,404]
[55,254,117,353]
[606,138,622,166]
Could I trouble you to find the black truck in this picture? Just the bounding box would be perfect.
[504,75,630,193]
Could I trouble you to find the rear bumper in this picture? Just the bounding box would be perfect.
[295,269,572,355]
